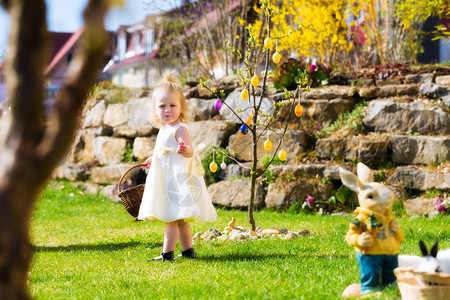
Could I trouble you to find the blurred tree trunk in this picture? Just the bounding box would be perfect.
[0,0,109,298]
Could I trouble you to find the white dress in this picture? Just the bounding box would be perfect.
[138,122,217,223]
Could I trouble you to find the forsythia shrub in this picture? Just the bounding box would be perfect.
[252,0,352,65]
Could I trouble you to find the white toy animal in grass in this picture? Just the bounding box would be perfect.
[340,163,404,297]
[398,239,450,274]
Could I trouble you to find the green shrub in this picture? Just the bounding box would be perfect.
[121,144,137,163]
[87,80,132,104]
[260,155,287,184]
[201,147,231,185]
[273,58,330,90]
[315,101,367,139]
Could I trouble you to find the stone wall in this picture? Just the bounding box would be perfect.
[55,72,450,215]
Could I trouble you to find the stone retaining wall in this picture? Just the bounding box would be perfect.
[55,72,450,216]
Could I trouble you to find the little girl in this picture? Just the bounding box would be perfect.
[138,70,216,261]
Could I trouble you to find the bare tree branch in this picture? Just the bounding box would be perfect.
[0,0,10,10]
[256,87,299,178]
[0,0,109,298]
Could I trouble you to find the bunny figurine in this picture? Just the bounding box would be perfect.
[399,239,450,275]
[340,163,404,296]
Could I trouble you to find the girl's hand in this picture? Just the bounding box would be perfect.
[175,126,194,158]
[177,142,188,155]
[142,158,152,170]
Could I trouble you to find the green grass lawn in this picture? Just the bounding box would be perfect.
[30,181,450,299]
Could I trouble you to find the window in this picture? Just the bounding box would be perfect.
[134,34,140,52]
[145,29,154,55]
[118,31,127,62]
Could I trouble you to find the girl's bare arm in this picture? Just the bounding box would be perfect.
[175,126,194,158]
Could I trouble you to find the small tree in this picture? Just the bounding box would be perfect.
[202,0,309,230]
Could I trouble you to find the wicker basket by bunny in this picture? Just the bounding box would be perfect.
[394,266,450,300]
[117,163,146,219]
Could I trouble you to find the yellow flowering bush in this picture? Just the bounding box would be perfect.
[252,0,352,66]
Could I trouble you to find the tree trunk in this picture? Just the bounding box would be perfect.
[248,124,258,231]
[0,0,109,298]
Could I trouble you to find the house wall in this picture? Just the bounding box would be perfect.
[111,61,161,88]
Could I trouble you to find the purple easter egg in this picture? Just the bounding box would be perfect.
[221,162,227,170]
[214,99,223,111]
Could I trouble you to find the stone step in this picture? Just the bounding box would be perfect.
[265,179,333,210]
[101,97,157,138]
[269,164,343,180]
[301,85,358,100]
[388,166,450,191]
[391,135,450,165]
[363,100,450,135]
[279,98,355,127]
[91,163,145,185]
[316,135,390,167]
[359,84,419,100]
[228,129,306,162]
[316,134,450,167]
[436,75,450,86]
[188,120,235,157]
[207,179,264,208]
[402,196,436,216]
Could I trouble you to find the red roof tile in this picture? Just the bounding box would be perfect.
[45,27,84,75]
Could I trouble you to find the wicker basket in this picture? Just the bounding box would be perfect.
[117,163,146,219]
[394,266,450,300]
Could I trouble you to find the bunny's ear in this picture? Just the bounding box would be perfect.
[339,167,364,193]
[419,240,429,257]
[430,239,439,258]
[357,163,373,184]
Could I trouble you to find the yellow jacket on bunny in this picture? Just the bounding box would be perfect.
[345,207,403,255]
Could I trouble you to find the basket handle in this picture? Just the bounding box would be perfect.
[118,163,147,193]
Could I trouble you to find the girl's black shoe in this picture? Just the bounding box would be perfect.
[149,251,174,262]
[181,248,197,259]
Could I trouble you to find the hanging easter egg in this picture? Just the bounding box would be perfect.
[264,140,272,152]
[251,75,259,87]
[240,124,248,135]
[214,99,222,111]
[241,89,249,100]
[245,114,253,126]
[278,150,287,161]
[221,162,227,170]
[295,104,303,117]
[264,37,273,50]
[209,161,218,173]
[272,52,282,64]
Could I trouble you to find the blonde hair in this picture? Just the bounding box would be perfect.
[150,69,189,128]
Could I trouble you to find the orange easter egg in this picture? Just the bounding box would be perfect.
[295,104,303,117]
